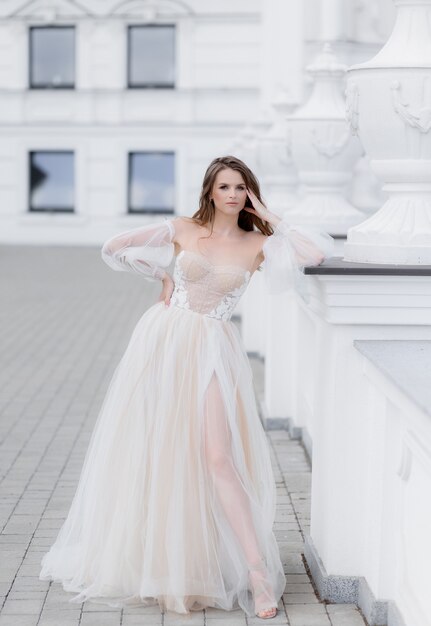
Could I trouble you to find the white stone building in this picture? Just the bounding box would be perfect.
[0,0,395,244]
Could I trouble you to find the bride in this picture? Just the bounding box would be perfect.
[39,155,334,620]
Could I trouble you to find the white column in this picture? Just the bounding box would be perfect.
[255,0,303,209]
[241,0,304,356]
[319,0,346,41]
[241,271,266,358]
[263,292,298,424]
[260,0,304,109]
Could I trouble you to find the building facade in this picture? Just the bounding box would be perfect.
[0,0,395,244]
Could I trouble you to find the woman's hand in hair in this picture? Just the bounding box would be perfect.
[244,188,281,227]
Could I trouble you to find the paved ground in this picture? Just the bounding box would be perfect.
[0,245,367,626]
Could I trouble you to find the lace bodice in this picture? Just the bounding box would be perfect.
[169,250,251,321]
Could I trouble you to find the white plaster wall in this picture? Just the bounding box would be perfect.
[350,355,431,626]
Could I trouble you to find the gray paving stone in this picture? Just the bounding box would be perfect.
[205,615,246,626]
[79,612,122,626]
[204,608,244,619]
[282,562,307,574]
[0,565,23,581]
[327,604,368,625]
[122,603,163,615]
[1,598,45,614]
[283,593,320,604]
[163,611,205,624]
[41,601,82,612]
[285,574,310,584]
[8,591,46,600]
[39,607,82,619]
[0,616,40,626]
[122,615,163,626]
[81,601,122,612]
[10,578,50,592]
[284,583,314,594]
[279,542,306,553]
[0,246,366,626]
[286,604,331,626]
[38,615,81,626]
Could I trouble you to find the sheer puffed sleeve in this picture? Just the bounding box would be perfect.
[101,217,175,282]
[262,216,334,299]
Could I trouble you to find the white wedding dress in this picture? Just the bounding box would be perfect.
[39,216,334,617]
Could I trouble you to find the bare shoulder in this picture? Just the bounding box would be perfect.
[239,230,268,273]
[247,229,268,243]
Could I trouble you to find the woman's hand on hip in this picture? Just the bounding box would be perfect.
[158,274,175,307]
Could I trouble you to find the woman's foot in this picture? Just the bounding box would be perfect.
[248,557,278,619]
[257,606,277,619]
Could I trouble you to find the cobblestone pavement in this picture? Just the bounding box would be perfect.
[0,245,367,626]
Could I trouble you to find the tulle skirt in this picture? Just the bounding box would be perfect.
[39,300,286,616]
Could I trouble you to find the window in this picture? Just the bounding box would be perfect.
[30,26,75,88]
[29,152,74,212]
[128,25,175,88]
[128,152,175,214]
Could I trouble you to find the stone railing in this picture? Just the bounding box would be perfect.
[244,2,431,625]
[297,263,431,626]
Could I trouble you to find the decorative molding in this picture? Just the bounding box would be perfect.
[286,44,363,232]
[9,0,93,19]
[397,440,413,481]
[109,0,193,18]
[399,429,431,480]
[391,79,431,134]
[311,126,351,159]
[6,0,194,20]
[271,141,292,168]
[285,127,293,158]
[346,82,360,136]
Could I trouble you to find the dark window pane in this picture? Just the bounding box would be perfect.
[129,152,175,213]
[129,25,175,87]
[30,27,75,88]
[30,152,74,212]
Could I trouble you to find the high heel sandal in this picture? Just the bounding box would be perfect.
[248,557,278,619]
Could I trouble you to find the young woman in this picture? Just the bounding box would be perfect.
[39,156,334,620]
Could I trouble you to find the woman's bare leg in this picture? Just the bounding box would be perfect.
[203,374,277,617]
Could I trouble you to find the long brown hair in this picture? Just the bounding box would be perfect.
[191,156,274,236]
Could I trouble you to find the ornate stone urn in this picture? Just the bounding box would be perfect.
[233,118,268,178]
[286,44,364,235]
[256,93,299,213]
[344,0,431,264]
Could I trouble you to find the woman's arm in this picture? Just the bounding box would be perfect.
[245,188,335,297]
[101,218,176,282]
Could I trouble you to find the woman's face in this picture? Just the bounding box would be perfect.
[210,168,247,216]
